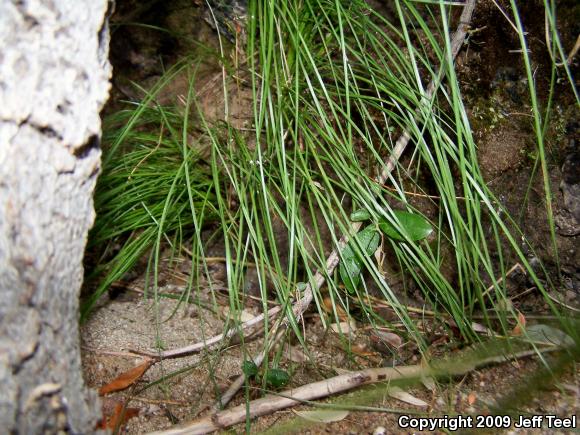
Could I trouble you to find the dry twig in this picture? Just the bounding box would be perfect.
[150,346,557,435]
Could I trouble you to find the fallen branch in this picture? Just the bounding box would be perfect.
[149,344,558,435]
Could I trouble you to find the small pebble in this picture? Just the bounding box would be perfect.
[373,426,386,435]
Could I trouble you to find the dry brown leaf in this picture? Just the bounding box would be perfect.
[221,307,256,322]
[330,320,357,335]
[467,391,477,405]
[284,345,307,363]
[323,297,349,320]
[96,408,108,430]
[511,311,526,336]
[372,329,403,348]
[388,387,428,407]
[107,403,140,430]
[421,376,437,392]
[96,400,140,431]
[471,322,492,335]
[99,359,153,396]
[352,344,374,357]
[294,409,349,423]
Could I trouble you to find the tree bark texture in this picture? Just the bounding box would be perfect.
[0,0,111,432]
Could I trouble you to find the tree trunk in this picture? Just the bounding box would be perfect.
[0,0,110,432]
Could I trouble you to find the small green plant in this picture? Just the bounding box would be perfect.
[339,226,381,294]
[241,361,290,389]
[241,360,259,378]
[264,369,291,388]
[376,210,433,243]
[339,209,432,293]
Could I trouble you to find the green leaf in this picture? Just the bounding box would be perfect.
[379,210,432,242]
[341,226,380,259]
[350,208,371,222]
[241,360,259,378]
[339,226,380,293]
[357,226,381,255]
[296,282,308,292]
[264,368,290,388]
[339,259,362,294]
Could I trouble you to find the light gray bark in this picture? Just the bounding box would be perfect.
[0,0,111,432]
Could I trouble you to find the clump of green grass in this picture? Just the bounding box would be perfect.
[215,0,577,349]
[82,61,221,320]
[86,0,577,354]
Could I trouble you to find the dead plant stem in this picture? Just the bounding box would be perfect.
[150,345,556,435]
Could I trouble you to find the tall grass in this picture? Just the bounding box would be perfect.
[83,61,220,320]
[87,0,577,351]
[233,0,565,343]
